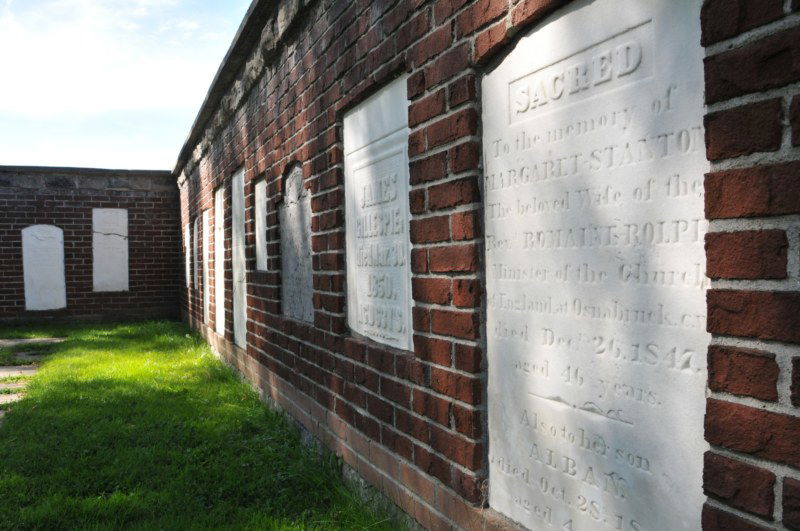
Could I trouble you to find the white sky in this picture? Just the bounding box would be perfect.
[0,0,252,170]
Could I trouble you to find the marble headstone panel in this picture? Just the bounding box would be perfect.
[184,222,191,287]
[343,77,413,351]
[255,179,268,271]
[202,209,210,323]
[92,208,129,292]
[214,186,226,335]
[232,169,247,347]
[280,166,315,323]
[482,1,710,529]
[22,225,67,311]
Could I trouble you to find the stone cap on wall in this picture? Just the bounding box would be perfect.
[0,165,176,192]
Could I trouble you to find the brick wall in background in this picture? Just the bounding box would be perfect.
[0,166,181,323]
[702,1,800,529]
[175,0,800,529]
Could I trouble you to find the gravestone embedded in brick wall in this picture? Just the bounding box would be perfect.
[22,225,67,311]
[344,78,413,351]
[482,0,710,529]
[92,208,129,292]
[214,186,226,335]
[232,169,247,347]
[280,166,314,323]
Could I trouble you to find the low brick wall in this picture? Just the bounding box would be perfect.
[0,166,181,322]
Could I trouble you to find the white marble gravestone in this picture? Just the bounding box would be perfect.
[279,166,315,323]
[482,1,710,529]
[232,169,247,347]
[255,179,268,271]
[184,223,191,287]
[193,217,200,290]
[202,210,210,323]
[92,208,129,292]
[343,77,413,351]
[214,186,226,335]
[22,225,67,311]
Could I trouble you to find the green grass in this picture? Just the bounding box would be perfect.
[0,321,397,529]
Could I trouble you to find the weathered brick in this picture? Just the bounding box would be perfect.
[431,309,478,339]
[701,0,784,45]
[705,99,783,160]
[702,503,771,531]
[784,477,800,530]
[412,277,452,305]
[456,0,507,37]
[703,452,775,517]
[706,161,800,218]
[708,345,779,401]
[706,230,788,279]
[708,290,800,343]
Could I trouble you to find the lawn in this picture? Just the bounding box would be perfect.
[0,321,398,529]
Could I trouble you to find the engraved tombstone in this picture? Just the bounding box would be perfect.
[232,170,247,347]
[482,1,710,529]
[344,77,413,351]
[202,210,210,323]
[214,186,226,335]
[22,225,67,311]
[92,208,129,292]
[280,166,314,323]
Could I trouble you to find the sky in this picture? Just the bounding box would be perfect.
[0,0,252,170]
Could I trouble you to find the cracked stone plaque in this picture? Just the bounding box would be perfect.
[482,1,710,529]
[93,208,129,292]
[22,225,67,310]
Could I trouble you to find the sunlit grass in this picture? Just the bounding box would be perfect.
[0,321,397,529]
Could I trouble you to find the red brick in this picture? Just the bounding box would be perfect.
[413,389,451,426]
[456,0,507,37]
[708,290,800,343]
[430,425,482,469]
[453,278,480,308]
[427,107,479,148]
[701,0,784,45]
[431,309,478,340]
[706,230,788,279]
[453,404,481,438]
[704,99,783,160]
[784,477,800,529]
[410,25,452,67]
[410,151,447,185]
[451,210,480,241]
[510,0,567,30]
[454,343,482,373]
[449,141,481,173]
[409,89,446,127]
[414,335,452,366]
[433,0,471,25]
[430,366,481,403]
[706,398,800,468]
[703,452,775,517]
[702,503,771,531]
[428,177,479,210]
[475,20,510,65]
[414,445,450,484]
[425,44,470,89]
[792,95,800,146]
[706,161,800,219]
[793,357,800,408]
[705,25,800,103]
[448,75,477,108]
[429,244,479,273]
[708,345,779,401]
[412,277,452,305]
[410,215,450,244]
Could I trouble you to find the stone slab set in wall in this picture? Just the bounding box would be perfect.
[279,166,315,324]
[483,0,710,528]
[92,208,129,292]
[21,225,66,311]
[344,78,414,352]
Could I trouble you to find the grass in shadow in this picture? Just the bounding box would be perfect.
[0,321,397,530]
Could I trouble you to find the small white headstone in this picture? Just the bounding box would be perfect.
[92,208,129,292]
[344,77,413,351]
[214,186,226,335]
[22,225,67,311]
[482,1,710,529]
[202,210,210,323]
[255,179,268,271]
[232,169,247,347]
[279,166,315,323]
[184,223,191,287]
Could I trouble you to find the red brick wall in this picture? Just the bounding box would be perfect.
[0,166,181,323]
[701,2,800,529]
[176,0,800,529]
